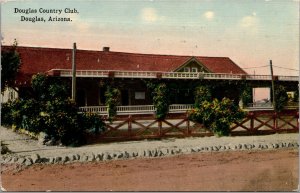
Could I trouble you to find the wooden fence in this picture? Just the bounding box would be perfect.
[85,110,299,143]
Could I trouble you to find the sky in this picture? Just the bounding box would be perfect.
[1,0,299,76]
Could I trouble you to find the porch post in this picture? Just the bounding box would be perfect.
[72,43,77,101]
[270,60,276,111]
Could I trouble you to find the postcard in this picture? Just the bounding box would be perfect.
[1,0,299,191]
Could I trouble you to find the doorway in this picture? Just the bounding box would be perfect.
[121,90,129,105]
[76,89,86,106]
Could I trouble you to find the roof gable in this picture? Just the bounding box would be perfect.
[172,57,212,72]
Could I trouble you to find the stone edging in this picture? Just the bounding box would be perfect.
[1,142,298,167]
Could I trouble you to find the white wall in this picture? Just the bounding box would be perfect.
[1,87,18,103]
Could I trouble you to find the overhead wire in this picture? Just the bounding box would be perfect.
[242,65,269,69]
[272,65,299,71]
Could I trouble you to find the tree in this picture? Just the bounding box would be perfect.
[1,39,21,92]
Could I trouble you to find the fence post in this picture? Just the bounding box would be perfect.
[186,113,190,136]
[128,115,132,137]
[297,112,299,130]
[250,112,254,131]
[158,120,162,137]
[273,112,278,130]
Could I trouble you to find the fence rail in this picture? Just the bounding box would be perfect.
[48,69,298,81]
[84,110,299,143]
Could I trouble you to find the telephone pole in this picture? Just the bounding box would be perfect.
[270,60,276,111]
[71,43,77,101]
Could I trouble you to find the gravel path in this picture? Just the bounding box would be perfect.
[0,126,298,167]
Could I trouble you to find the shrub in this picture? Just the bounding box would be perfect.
[144,81,170,120]
[294,90,299,102]
[153,83,169,120]
[241,87,252,107]
[2,99,45,134]
[1,141,11,154]
[274,85,288,111]
[105,86,121,120]
[31,73,49,101]
[79,113,106,134]
[1,101,14,126]
[3,74,106,146]
[19,99,43,133]
[194,85,211,108]
[188,98,246,136]
[9,99,26,129]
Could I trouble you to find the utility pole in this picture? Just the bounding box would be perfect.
[71,43,77,101]
[270,60,276,111]
[253,70,255,103]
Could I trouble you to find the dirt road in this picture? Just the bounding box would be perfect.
[1,148,298,191]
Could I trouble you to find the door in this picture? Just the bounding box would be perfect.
[121,90,129,106]
[76,89,86,106]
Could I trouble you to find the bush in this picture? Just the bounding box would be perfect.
[1,101,14,126]
[294,90,299,102]
[2,74,106,146]
[274,85,288,111]
[2,99,45,134]
[19,99,43,133]
[1,141,11,154]
[241,87,252,107]
[188,98,246,136]
[153,83,169,120]
[194,85,211,108]
[105,86,121,121]
[43,99,78,141]
[79,113,106,134]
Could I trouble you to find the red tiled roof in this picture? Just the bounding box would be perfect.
[2,46,247,84]
[195,57,246,74]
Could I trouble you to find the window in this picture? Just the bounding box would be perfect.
[135,92,145,100]
[183,67,190,72]
[9,91,14,100]
[191,67,198,72]
[8,90,17,100]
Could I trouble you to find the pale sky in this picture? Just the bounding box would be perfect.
[1,0,299,76]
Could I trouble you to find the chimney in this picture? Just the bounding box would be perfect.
[103,47,110,52]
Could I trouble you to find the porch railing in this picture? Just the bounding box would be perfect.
[162,72,199,79]
[79,102,298,115]
[114,71,157,78]
[49,69,298,82]
[80,106,108,113]
[169,104,194,112]
[116,105,155,115]
[245,102,299,110]
[79,104,194,115]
